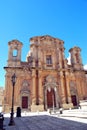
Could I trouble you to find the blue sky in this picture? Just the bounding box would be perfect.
[0,0,87,87]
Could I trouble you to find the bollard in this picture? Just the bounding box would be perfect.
[16,107,21,117]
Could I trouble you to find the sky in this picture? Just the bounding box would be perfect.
[0,0,87,87]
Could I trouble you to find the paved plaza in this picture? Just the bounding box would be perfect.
[2,110,87,130]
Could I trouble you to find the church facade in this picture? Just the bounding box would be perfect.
[3,35,87,112]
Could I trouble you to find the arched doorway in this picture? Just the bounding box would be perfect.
[70,81,78,107]
[44,75,59,110]
[20,80,31,110]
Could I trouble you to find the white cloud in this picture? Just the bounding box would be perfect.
[84,64,87,70]
[67,53,71,65]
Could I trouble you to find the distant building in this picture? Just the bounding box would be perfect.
[3,35,87,112]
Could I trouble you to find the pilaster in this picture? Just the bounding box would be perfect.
[59,71,66,104]
[31,70,36,104]
[65,71,72,103]
[38,70,43,104]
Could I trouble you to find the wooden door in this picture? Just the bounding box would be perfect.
[22,96,28,109]
[47,89,56,108]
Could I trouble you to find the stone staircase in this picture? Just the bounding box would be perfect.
[61,109,87,118]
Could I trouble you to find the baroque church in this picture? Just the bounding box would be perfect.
[3,35,87,112]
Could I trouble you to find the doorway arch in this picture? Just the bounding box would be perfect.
[44,75,59,110]
[70,81,78,107]
[20,80,31,110]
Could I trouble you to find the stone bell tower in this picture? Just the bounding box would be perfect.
[3,40,23,112]
[8,40,23,67]
[69,46,83,70]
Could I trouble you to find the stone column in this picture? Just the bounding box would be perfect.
[59,49,63,68]
[38,47,41,59]
[44,52,46,69]
[8,48,12,60]
[32,59,35,68]
[73,51,77,64]
[6,75,11,104]
[33,46,36,59]
[60,71,66,104]
[17,48,21,60]
[31,70,36,105]
[77,73,84,100]
[44,88,47,110]
[52,52,55,69]
[4,75,10,112]
[14,76,20,105]
[65,71,72,103]
[54,87,59,108]
[38,71,43,104]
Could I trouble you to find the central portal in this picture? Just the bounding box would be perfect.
[22,96,28,109]
[47,88,56,108]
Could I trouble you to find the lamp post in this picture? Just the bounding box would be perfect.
[8,73,16,126]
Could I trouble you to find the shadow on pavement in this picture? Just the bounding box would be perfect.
[3,115,87,130]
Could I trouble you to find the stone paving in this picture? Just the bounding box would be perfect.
[3,114,87,130]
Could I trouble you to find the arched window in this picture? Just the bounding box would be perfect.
[13,49,18,57]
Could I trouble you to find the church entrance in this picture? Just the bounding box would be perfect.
[47,88,56,108]
[22,96,28,109]
[44,75,59,110]
[71,95,77,106]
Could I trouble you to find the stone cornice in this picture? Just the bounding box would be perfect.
[30,35,64,43]
[8,39,23,46]
[69,46,81,52]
